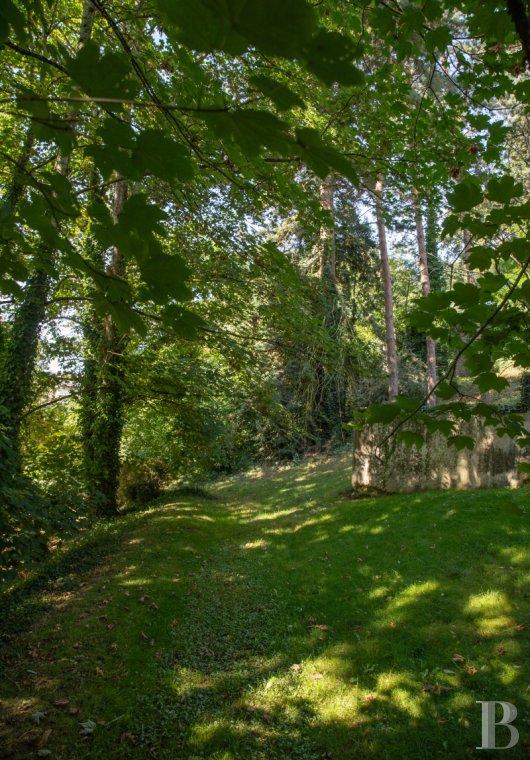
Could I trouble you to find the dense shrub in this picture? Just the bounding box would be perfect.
[118,459,168,506]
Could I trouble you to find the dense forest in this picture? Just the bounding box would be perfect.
[1,0,529,580]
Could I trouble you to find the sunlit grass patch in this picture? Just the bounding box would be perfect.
[1,451,529,758]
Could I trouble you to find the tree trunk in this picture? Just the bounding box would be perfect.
[463,228,476,285]
[425,198,445,292]
[0,269,48,466]
[317,176,336,284]
[87,176,129,517]
[374,176,399,401]
[313,175,344,439]
[0,1,96,464]
[413,190,438,404]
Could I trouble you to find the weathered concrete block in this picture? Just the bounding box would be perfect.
[352,413,530,494]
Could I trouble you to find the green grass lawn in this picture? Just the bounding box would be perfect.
[1,451,529,759]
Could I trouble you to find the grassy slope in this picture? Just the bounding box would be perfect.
[1,451,529,759]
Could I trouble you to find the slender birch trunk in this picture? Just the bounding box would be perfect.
[413,190,438,404]
[374,176,399,401]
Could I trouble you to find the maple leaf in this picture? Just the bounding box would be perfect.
[290,663,301,671]
[466,665,478,675]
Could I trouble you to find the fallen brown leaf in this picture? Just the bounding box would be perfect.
[466,665,478,675]
[364,693,377,702]
[496,646,507,655]
[452,654,465,663]
[290,664,301,671]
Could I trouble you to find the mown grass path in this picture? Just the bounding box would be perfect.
[1,452,529,758]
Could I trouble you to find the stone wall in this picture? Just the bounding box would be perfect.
[351,413,530,494]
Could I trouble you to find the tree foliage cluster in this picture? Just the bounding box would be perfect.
[1,0,529,577]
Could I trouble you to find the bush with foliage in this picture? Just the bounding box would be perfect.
[118,459,168,507]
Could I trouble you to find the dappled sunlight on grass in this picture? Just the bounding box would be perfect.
[464,590,514,635]
[1,451,529,758]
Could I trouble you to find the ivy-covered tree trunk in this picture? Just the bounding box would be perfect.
[374,176,399,401]
[413,191,438,404]
[0,1,95,467]
[0,129,35,370]
[318,176,336,284]
[79,229,104,507]
[85,177,129,517]
[425,198,445,293]
[312,176,345,440]
[0,268,49,466]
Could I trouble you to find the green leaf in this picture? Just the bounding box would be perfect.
[435,381,459,400]
[157,0,316,58]
[424,26,452,53]
[364,403,401,424]
[396,430,424,449]
[486,175,524,204]
[199,109,291,158]
[370,7,396,35]
[161,305,205,338]
[394,396,421,412]
[514,80,530,102]
[447,178,483,212]
[475,372,509,393]
[66,41,138,101]
[451,282,480,306]
[448,435,475,451]
[249,75,305,111]
[423,418,456,436]
[0,0,25,43]
[295,128,358,183]
[105,302,147,336]
[466,245,496,271]
[302,31,365,86]
[133,130,194,182]
[137,254,192,303]
[478,272,507,293]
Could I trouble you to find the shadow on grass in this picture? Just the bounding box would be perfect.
[1,466,529,759]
